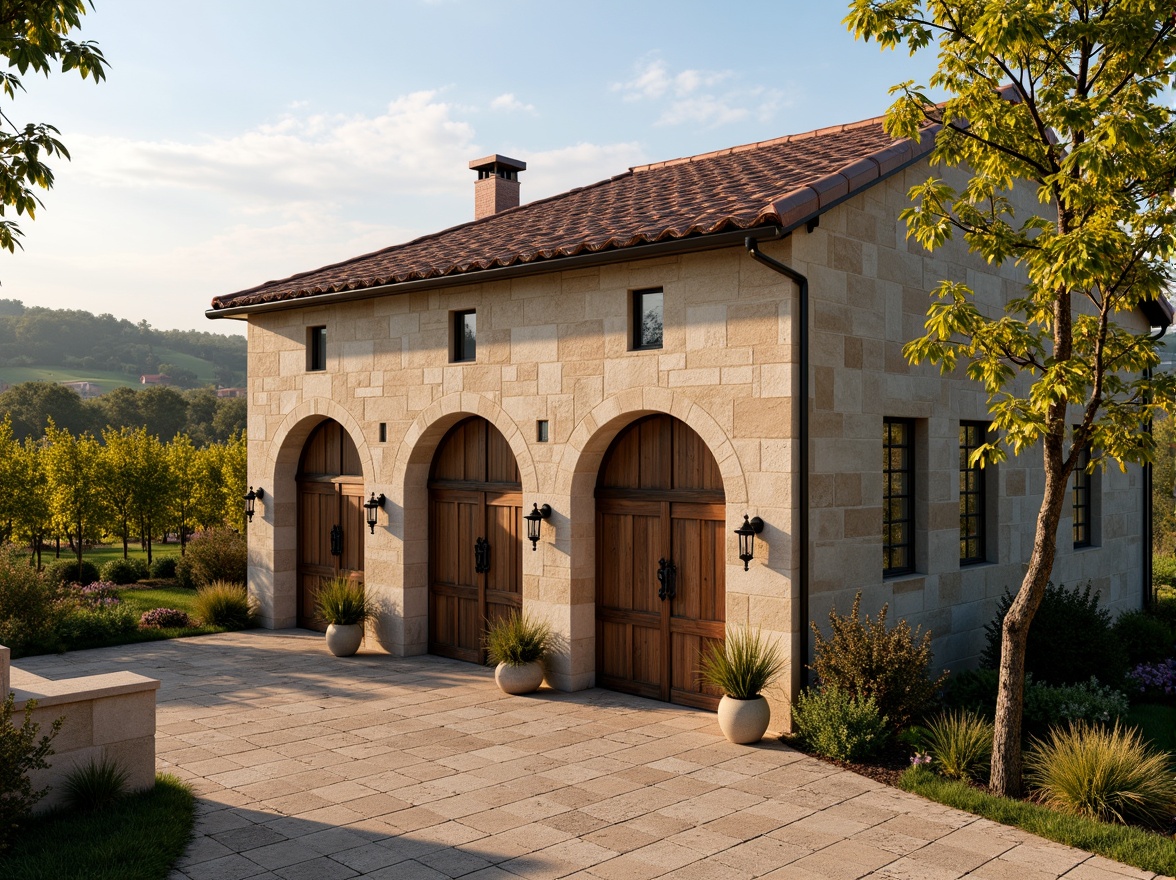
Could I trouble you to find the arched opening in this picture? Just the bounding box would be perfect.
[428,416,523,662]
[595,414,726,709]
[296,419,364,631]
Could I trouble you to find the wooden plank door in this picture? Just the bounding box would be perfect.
[485,490,523,629]
[298,481,337,630]
[595,415,725,709]
[428,488,483,662]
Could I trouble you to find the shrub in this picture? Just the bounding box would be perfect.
[698,626,784,699]
[1151,586,1176,631]
[61,757,128,812]
[98,557,149,586]
[139,607,193,629]
[945,669,1129,734]
[914,710,993,782]
[0,548,67,656]
[174,555,196,590]
[1024,721,1176,828]
[182,528,246,589]
[314,577,370,626]
[72,581,120,608]
[980,582,1127,687]
[1126,659,1176,701]
[150,556,178,579]
[792,686,889,762]
[1112,610,1174,667]
[809,592,946,728]
[1151,555,1176,590]
[57,605,139,646]
[0,693,63,853]
[194,580,253,629]
[43,558,100,588]
[483,611,553,666]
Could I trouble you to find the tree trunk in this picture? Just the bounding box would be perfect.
[146,516,153,565]
[990,445,1069,796]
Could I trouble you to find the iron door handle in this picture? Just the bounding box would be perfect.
[474,537,490,574]
[657,557,677,601]
[330,524,343,557]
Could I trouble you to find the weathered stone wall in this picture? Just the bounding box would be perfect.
[241,160,1147,729]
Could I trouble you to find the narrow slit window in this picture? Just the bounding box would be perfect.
[307,326,326,372]
[632,289,663,350]
[1073,441,1091,548]
[883,418,914,576]
[454,310,476,362]
[960,422,987,565]
[536,420,549,443]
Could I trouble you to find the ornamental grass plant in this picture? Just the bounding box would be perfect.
[314,577,370,626]
[698,626,784,699]
[483,611,552,666]
[193,581,254,629]
[61,758,128,812]
[914,709,993,782]
[1024,721,1176,828]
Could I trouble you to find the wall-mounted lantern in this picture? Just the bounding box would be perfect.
[244,487,264,523]
[364,493,386,534]
[524,503,551,551]
[734,515,764,571]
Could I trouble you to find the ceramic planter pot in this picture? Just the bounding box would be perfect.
[494,660,544,695]
[325,623,364,657]
[716,694,771,744]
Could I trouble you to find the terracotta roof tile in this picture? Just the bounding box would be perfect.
[210,115,937,311]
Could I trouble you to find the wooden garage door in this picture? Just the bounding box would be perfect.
[297,420,365,632]
[428,418,522,663]
[595,415,725,709]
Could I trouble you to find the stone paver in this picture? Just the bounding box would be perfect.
[15,631,1172,880]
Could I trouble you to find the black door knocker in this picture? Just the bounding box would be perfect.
[329,524,343,557]
[657,557,677,601]
[474,537,491,574]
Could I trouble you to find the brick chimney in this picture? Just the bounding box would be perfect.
[469,154,526,219]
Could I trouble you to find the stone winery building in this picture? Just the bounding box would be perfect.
[208,115,1170,727]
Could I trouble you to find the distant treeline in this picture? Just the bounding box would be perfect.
[0,381,245,445]
[0,299,245,385]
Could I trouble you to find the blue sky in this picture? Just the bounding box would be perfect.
[2,1,938,334]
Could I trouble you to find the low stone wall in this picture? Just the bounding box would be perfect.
[3,646,159,813]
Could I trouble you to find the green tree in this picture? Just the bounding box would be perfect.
[0,416,19,542]
[1151,413,1176,557]
[0,1,107,256]
[89,385,141,431]
[220,430,247,531]
[130,430,172,564]
[138,385,187,441]
[12,436,50,567]
[166,433,199,553]
[98,425,141,558]
[42,422,102,574]
[0,381,89,439]
[846,1,1176,795]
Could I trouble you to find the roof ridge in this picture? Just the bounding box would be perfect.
[630,113,892,173]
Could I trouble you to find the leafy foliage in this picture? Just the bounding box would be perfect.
[314,578,369,627]
[193,580,253,629]
[0,547,67,655]
[0,693,62,853]
[946,669,1129,734]
[482,611,553,666]
[697,626,784,699]
[810,592,945,727]
[41,557,98,587]
[181,528,246,589]
[98,557,148,586]
[61,758,128,813]
[912,710,993,782]
[149,556,177,579]
[138,607,191,629]
[1113,610,1175,667]
[1024,722,1176,828]
[980,583,1127,686]
[792,686,890,762]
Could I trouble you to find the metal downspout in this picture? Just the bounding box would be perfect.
[745,233,810,683]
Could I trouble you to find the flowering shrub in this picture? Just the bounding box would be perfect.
[73,581,120,608]
[139,607,192,629]
[1126,659,1176,700]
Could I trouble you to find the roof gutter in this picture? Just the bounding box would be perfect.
[744,234,810,687]
[205,226,784,320]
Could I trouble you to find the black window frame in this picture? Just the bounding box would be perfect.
[883,417,915,576]
[959,421,987,565]
[307,326,327,372]
[453,309,476,363]
[631,288,664,351]
[1073,441,1092,548]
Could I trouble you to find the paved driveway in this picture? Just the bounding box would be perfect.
[14,631,1167,880]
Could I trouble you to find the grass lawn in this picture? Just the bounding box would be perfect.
[900,766,1176,876]
[0,775,194,880]
[73,544,182,570]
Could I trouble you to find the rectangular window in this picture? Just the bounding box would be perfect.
[960,422,987,565]
[536,420,549,443]
[632,288,663,350]
[453,310,476,362]
[883,418,915,576]
[1073,442,1092,548]
[307,326,326,372]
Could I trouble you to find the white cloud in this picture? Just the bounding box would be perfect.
[612,55,789,130]
[489,93,536,114]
